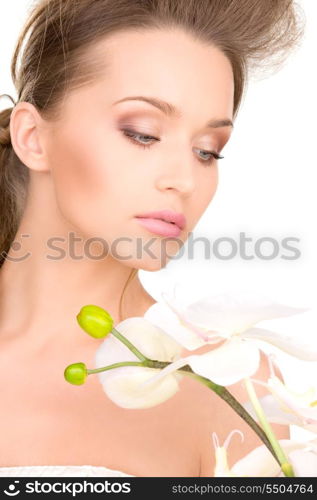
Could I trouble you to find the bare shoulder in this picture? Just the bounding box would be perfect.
[176,346,290,477]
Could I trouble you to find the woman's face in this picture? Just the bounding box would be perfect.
[42,28,234,270]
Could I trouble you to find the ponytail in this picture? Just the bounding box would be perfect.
[0,94,29,268]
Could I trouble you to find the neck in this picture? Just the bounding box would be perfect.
[0,180,154,348]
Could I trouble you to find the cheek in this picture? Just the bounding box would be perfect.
[47,124,146,240]
[196,166,219,214]
[211,166,219,197]
[182,167,218,236]
[48,127,120,235]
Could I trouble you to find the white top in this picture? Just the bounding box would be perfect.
[0,465,135,477]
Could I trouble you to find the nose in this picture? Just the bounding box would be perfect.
[155,150,196,196]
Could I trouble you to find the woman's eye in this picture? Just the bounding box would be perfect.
[121,129,224,166]
[193,147,224,166]
[122,129,159,147]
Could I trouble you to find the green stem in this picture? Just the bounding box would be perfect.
[152,362,279,462]
[181,369,279,461]
[244,377,295,477]
[87,356,279,464]
[110,327,148,362]
[87,361,143,374]
[94,329,283,469]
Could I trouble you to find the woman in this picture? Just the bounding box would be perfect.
[0,0,304,477]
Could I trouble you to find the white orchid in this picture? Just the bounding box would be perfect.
[212,429,245,477]
[244,356,317,433]
[94,317,183,409]
[212,429,317,477]
[227,436,317,477]
[66,289,317,479]
[142,287,312,387]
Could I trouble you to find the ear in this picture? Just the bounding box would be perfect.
[9,101,50,172]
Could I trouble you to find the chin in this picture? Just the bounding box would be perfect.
[131,256,170,272]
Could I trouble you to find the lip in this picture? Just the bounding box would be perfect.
[135,210,186,230]
[134,210,186,238]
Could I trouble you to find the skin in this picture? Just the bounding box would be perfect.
[0,28,288,475]
[0,28,233,345]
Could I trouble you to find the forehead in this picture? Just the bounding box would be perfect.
[68,28,234,121]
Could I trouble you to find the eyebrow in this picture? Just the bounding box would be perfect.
[113,95,234,129]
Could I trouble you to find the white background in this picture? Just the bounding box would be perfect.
[1,1,316,442]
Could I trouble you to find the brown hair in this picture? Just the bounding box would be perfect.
[0,0,305,320]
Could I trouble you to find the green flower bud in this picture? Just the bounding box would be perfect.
[76,304,113,339]
[64,362,87,385]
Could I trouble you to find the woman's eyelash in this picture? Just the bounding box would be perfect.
[121,129,224,166]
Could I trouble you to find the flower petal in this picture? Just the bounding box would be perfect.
[139,337,261,388]
[94,317,183,408]
[96,366,180,409]
[231,439,305,477]
[137,356,193,388]
[186,337,261,386]
[267,376,317,422]
[115,316,183,361]
[242,327,317,361]
[182,290,307,334]
[213,430,245,477]
[305,437,317,453]
[144,301,207,350]
[243,395,302,426]
[289,449,317,476]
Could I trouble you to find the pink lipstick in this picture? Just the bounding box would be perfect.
[135,209,186,237]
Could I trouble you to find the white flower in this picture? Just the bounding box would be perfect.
[142,287,311,387]
[213,430,317,477]
[94,317,183,409]
[230,438,317,477]
[244,356,317,433]
[212,429,245,477]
